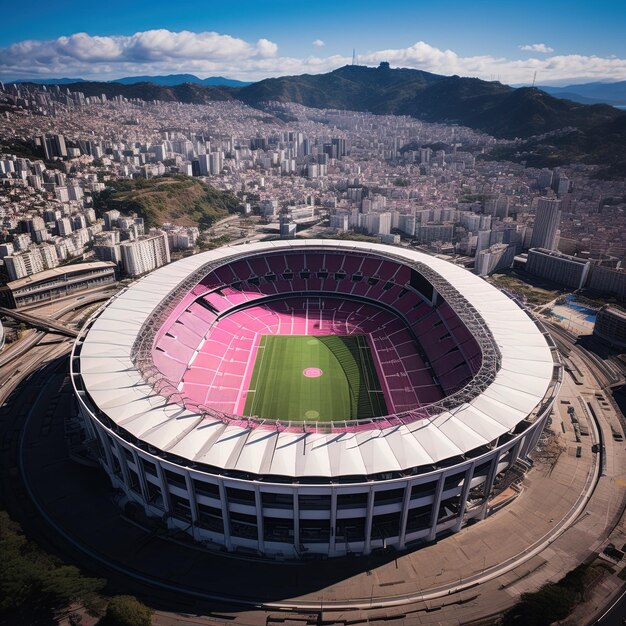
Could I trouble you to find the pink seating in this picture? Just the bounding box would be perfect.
[150,253,482,420]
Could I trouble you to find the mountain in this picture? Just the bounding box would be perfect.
[488,111,626,178]
[112,74,252,87]
[12,77,88,85]
[535,90,605,105]
[238,64,442,112]
[10,74,250,88]
[39,80,236,104]
[537,81,626,107]
[36,65,621,140]
[238,64,620,139]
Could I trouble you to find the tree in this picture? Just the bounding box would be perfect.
[0,511,105,619]
[102,595,152,626]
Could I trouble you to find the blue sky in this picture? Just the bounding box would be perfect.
[1,0,625,84]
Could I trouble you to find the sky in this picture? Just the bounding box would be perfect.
[1,0,625,85]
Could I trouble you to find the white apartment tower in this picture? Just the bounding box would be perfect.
[120,232,171,277]
[530,198,562,251]
[4,249,45,281]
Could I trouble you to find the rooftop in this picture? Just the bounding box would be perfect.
[3,261,117,291]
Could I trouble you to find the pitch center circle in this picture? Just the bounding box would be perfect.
[303,367,323,378]
[304,410,320,419]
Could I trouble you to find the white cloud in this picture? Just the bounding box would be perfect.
[312,39,325,48]
[1,31,625,85]
[519,43,555,54]
[256,38,279,58]
[0,29,280,78]
[357,41,626,84]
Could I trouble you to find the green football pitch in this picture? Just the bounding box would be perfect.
[243,335,388,423]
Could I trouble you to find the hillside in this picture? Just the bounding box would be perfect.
[238,64,442,112]
[238,64,620,139]
[486,112,626,178]
[51,81,235,104]
[93,176,240,228]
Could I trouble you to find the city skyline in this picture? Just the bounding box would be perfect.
[1,0,626,84]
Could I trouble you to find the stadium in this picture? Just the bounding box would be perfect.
[71,240,561,559]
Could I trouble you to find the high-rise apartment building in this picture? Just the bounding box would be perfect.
[120,232,171,277]
[57,217,73,237]
[4,249,45,281]
[530,198,561,250]
[474,243,515,276]
[40,134,67,159]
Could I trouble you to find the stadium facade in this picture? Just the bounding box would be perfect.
[71,240,561,559]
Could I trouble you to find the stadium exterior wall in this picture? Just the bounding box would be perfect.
[71,240,562,559]
[74,396,553,557]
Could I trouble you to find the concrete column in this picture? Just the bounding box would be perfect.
[398,482,412,549]
[155,462,171,514]
[293,491,300,558]
[521,417,545,460]
[479,451,503,520]
[96,427,114,473]
[427,476,445,542]
[136,456,151,505]
[329,488,337,557]
[132,451,152,510]
[454,463,475,532]
[218,481,232,551]
[114,440,132,492]
[81,407,97,442]
[184,472,198,538]
[509,439,523,466]
[518,429,533,459]
[530,413,549,451]
[363,487,375,554]
[254,486,264,554]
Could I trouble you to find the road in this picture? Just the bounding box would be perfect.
[544,319,625,389]
[0,290,115,368]
[595,588,626,625]
[0,306,79,337]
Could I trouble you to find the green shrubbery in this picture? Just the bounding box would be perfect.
[93,175,239,229]
[101,595,152,626]
[502,564,596,626]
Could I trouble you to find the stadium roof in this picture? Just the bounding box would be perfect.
[77,240,557,480]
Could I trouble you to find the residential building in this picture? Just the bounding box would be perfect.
[530,198,561,251]
[120,231,171,277]
[526,248,591,290]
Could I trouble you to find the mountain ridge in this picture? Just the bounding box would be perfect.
[536,81,626,106]
[9,74,251,88]
[236,65,620,140]
[112,74,252,87]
